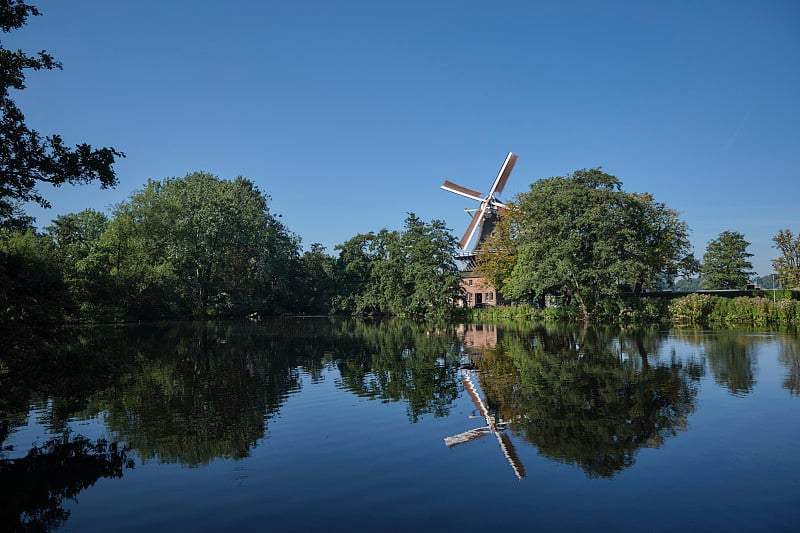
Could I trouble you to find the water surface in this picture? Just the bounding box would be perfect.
[1,319,798,531]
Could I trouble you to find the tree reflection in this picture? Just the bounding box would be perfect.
[330,319,462,422]
[0,326,135,448]
[778,331,800,396]
[94,320,331,466]
[473,324,703,478]
[704,334,758,395]
[0,430,134,532]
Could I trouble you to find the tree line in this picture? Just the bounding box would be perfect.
[2,1,799,324]
[475,168,800,321]
[0,171,464,322]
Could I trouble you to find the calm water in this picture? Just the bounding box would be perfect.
[1,319,798,531]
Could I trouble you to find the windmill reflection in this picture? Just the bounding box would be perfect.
[444,369,526,479]
[445,323,526,480]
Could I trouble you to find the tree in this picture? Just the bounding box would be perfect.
[43,209,117,320]
[0,228,69,322]
[622,193,697,293]
[295,243,337,314]
[700,231,753,289]
[475,214,517,296]
[0,1,123,209]
[501,168,694,319]
[398,214,462,318]
[333,214,462,318]
[105,172,298,318]
[772,229,800,289]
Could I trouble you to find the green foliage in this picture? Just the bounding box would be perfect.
[673,277,701,292]
[104,172,299,318]
[0,229,70,323]
[700,231,754,289]
[334,214,462,319]
[669,293,800,324]
[43,209,123,322]
[295,243,338,314]
[503,168,694,320]
[772,229,800,288]
[0,1,123,209]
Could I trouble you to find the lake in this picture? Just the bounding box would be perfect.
[1,319,799,531]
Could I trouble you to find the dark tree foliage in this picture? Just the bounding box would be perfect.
[0,1,124,209]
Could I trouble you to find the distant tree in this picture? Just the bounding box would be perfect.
[700,231,753,289]
[757,274,779,290]
[771,229,800,288]
[399,214,462,318]
[673,277,701,292]
[0,1,124,209]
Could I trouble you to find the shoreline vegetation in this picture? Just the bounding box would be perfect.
[469,291,800,326]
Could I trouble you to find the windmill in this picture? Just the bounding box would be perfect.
[441,152,518,252]
[443,369,526,480]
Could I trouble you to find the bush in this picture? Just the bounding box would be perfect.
[669,294,800,325]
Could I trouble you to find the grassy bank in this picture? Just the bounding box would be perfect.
[468,291,800,326]
[668,293,800,325]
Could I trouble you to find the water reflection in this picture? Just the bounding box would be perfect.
[463,324,704,478]
[329,320,462,422]
[1,319,799,528]
[777,329,800,396]
[0,430,133,531]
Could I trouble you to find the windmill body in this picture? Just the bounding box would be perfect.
[440,152,517,308]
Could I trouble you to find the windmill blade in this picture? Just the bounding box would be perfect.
[460,208,484,250]
[496,432,527,479]
[488,152,518,197]
[444,427,491,447]
[441,180,483,202]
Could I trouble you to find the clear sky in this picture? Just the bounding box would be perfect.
[7,0,799,276]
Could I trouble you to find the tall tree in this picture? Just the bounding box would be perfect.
[771,229,800,289]
[700,231,753,289]
[105,172,298,318]
[0,1,124,209]
[500,168,694,319]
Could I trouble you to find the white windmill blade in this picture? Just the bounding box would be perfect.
[441,180,483,202]
[487,152,518,198]
[460,205,486,251]
[444,427,491,447]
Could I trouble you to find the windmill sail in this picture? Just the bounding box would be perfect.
[441,152,517,252]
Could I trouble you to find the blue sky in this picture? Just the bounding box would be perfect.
[8,0,799,275]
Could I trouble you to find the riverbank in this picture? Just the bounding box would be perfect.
[468,292,800,326]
